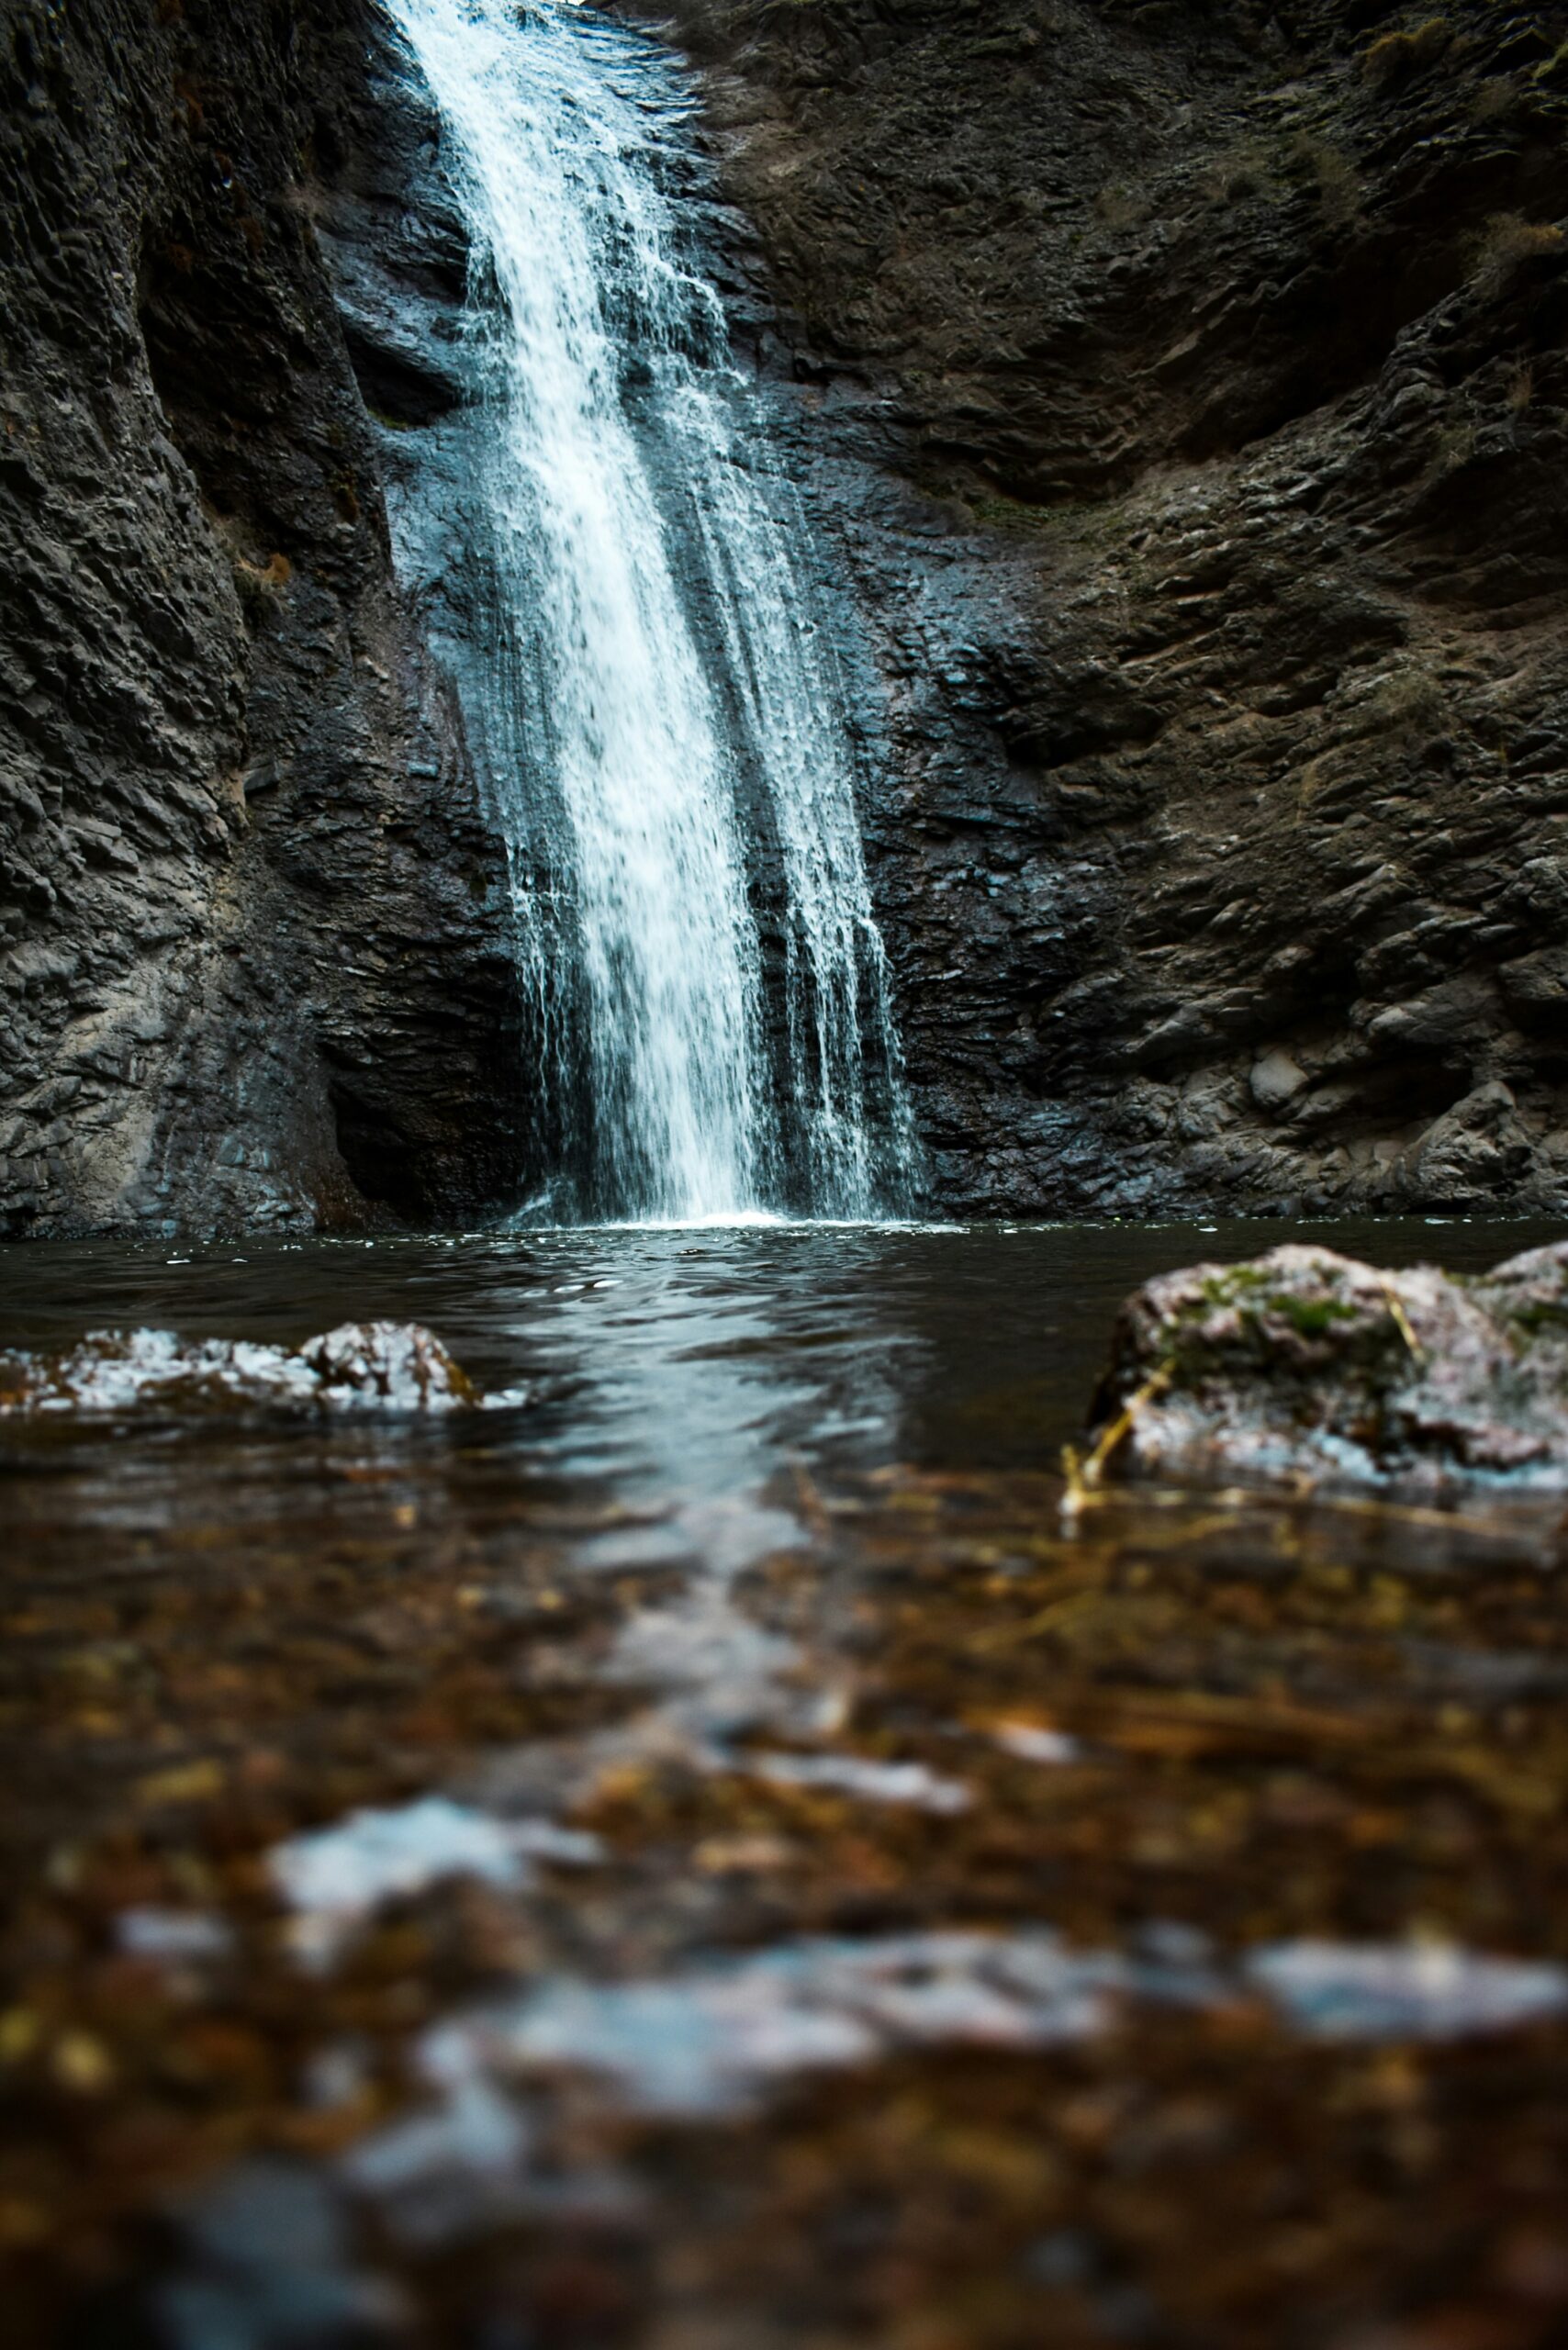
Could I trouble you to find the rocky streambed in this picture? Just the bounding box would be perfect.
[6,1217,1568,2349]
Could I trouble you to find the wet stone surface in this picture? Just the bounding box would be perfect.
[0,1324,493,1420]
[5,1218,1568,2347]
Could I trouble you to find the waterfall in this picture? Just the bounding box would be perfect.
[379,0,912,1224]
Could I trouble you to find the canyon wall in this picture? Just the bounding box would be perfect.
[4,0,1568,1227]
[0,0,524,1236]
[626,0,1568,1215]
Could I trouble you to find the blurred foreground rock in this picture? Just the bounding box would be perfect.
[0,1321,484,1416]
[1086,1240,1568,1496]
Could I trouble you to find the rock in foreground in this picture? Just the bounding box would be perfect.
[0,1322,487,1417]
[1085,1242,1568,1498]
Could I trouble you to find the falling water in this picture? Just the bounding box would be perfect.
[381,0,912,1223]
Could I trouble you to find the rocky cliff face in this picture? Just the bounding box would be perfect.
[623,0,1568,1216]
[6,0,1568,1229]
[0,0,524,1236]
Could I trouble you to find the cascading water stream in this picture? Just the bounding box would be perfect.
[381,0,913,1224]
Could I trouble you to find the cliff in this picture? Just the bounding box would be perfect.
[0,0,524,1235]
[623,0,1568,1215]
[5,0,1568,1227]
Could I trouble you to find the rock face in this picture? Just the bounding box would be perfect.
[620,0,1568,1216]
[0,0,525,1236]
[1085,1239,1568,1495]
[7,0,1568,1227]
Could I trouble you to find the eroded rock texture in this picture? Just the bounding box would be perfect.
[1087,1238,1568,1495]
[8,0,1568,1228]
[0,0,524,1236]
[623,0,1568,1215]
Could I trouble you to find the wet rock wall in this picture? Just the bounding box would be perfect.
[7,0,1568,1227]
[624,0,1568,1216]
[0,0,525,1235]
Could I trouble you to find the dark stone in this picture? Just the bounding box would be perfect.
[0,0,526,1237]
[616,0,1568,1217]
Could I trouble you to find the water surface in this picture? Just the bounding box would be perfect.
[7,1211,1555,1492]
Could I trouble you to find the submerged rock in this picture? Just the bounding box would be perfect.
[405,1927,1568,2123]
[1084,1240,1568,1496]
[0,1321,487,1417]
[141,2158,411,2350]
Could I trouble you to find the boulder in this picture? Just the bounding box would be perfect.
[1249,1051,1310,1116]
[1408,1083,1534,1206]
[1083,1239,1568,1496]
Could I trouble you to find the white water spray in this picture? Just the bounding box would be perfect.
[382,0,911,1221]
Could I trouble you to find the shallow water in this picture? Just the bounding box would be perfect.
[6,1211,1559,1473]
[6,1215,1568,2346]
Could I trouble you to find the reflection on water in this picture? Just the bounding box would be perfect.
[398,1927,1568,2123]
[4,1214,1568,2347]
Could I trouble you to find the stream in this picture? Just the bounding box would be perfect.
[6,1215,1568,2346]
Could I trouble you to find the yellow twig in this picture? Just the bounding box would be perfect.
[1064,1358,1177,1508]
[1378,1278,1425,1365]
[786,1452,834,1541]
